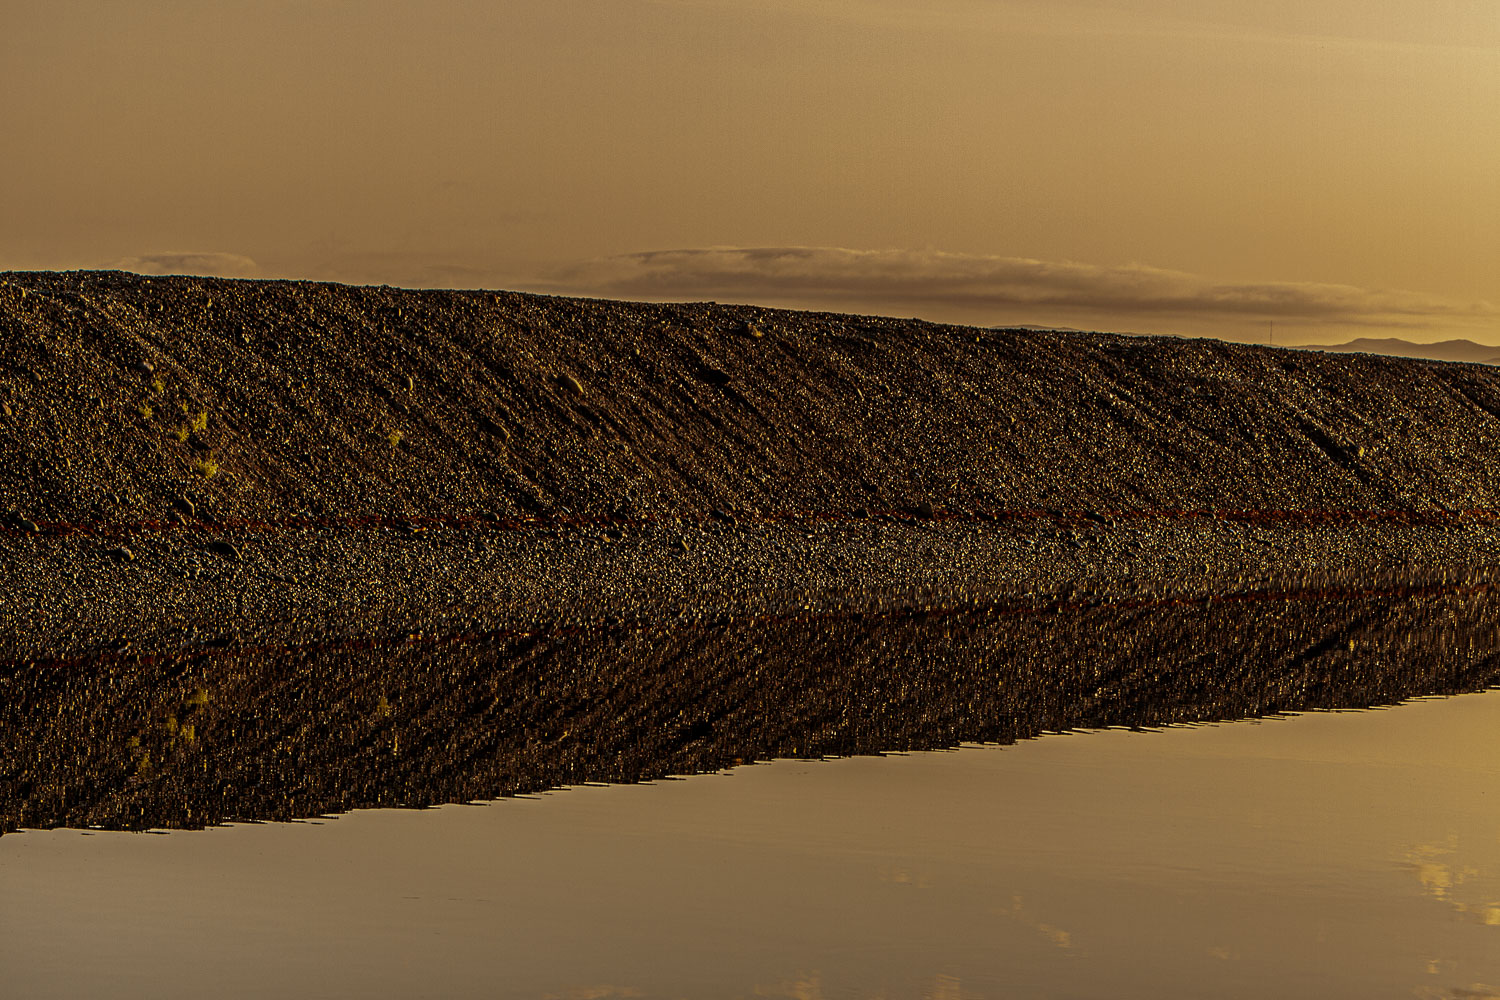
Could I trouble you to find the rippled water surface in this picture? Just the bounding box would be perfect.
[4,688,1498,999]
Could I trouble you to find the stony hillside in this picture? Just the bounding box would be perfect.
[5,270,1500,530]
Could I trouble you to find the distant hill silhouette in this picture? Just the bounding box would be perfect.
[1295,337,1500,365]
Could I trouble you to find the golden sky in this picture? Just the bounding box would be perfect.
[3,1,1496,343]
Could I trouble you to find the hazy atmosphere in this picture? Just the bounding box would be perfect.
[4,0,1496,343]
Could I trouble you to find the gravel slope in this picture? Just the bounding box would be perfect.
[7,270,1500,525]
[6,271,1500,657]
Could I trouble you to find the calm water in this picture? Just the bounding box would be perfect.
[3,688,1498,999]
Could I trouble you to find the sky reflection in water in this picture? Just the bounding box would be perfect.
[3,689,1498,999]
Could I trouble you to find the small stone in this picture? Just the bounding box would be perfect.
[478,414,511,441]
[173,496,195,518]
[560,373,584,395]
[744,321,763,339]
[107,546,135,562]
[207,541,242,561]
[17,517,39,533]
[914,500,937,519]
[131,360,155,376]
[404,375,415,392]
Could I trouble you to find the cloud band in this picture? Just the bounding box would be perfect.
[544,246,1496,331]
[109,252,260,279]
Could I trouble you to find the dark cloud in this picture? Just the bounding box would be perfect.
[543,246,1498,332]
[109,252,259,279]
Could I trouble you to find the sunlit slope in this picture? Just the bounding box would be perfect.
[4,270,1500,525]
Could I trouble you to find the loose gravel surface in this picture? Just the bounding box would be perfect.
[6,513,1500,661]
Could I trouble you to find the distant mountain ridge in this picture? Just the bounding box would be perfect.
[1295,337,1500,365]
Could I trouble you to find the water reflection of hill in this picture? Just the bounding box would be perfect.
[5,586,1500,834]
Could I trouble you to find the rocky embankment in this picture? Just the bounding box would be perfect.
[5,270,1500,658]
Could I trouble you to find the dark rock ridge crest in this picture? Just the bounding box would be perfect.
[1297,337,1500,366]
[5,269,1500,525]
